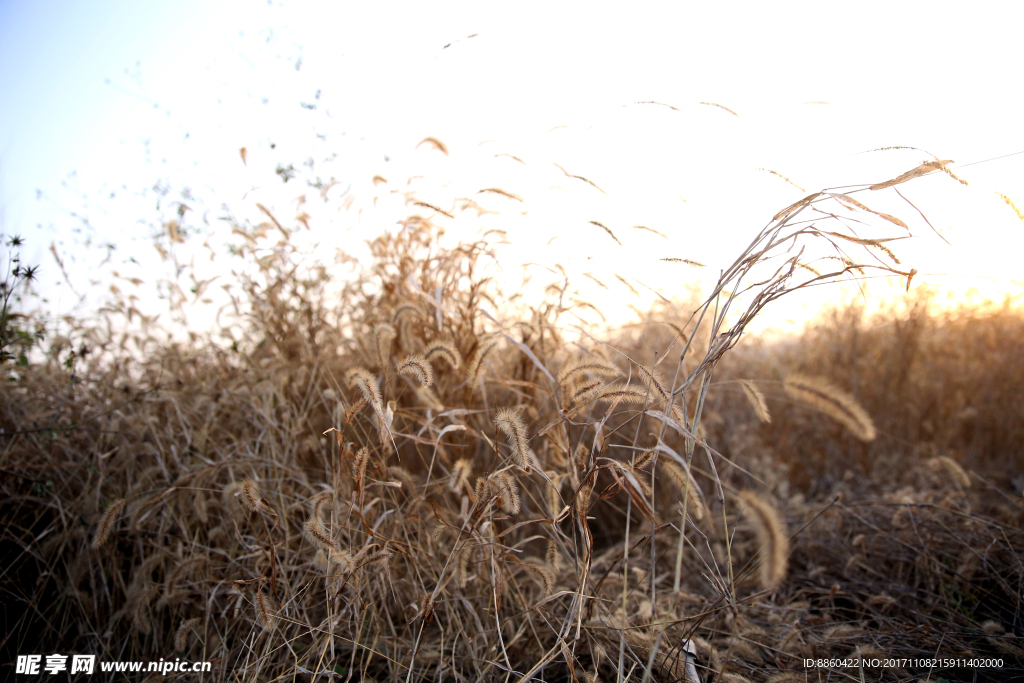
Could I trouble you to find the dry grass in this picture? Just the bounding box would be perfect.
[1,159,1021,683]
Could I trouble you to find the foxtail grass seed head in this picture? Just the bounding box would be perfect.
[588,220,621,246]
[396,354,433,387]
[998,192,1024,221]
[927,456,971,489]
[91,498,125,549]
[238,480,268,514]
[492,471,521,514]
[424,340,462,369]
[450,458,472,492]
[457,545,472,588]
[473,477,491,505]
[495,407,531,470]
[632,449,654,471]
[739,490,789,591]
[660,459,706,521]
[303,517,337,552]
[391,303,421,324]
[355,545,392,571]
[557,358,617,386]
[330,549,355,572]
[597,383,648,408]
[348,368,383,412]
[418,136,448,155]
[466,334,501,386]
[313,550,329,570]
[312,495,333,522]
[174,617,201,652]
[373,322,396,368]
[636,364,670,402]
[783,374,876,441]
[570,379,602,405]
[524,560,556,596]
[353,447,370,493]
[740,381,771,423]
[254,590,277,632]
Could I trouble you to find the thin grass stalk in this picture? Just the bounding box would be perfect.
[617,485,631,683]
[652,350,685,608]
[640,626,666,683]
[704,445,733,599]
[617,353,656,683]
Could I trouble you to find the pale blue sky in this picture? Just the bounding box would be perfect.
[2,0,1023,329]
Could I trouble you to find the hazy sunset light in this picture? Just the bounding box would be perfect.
[2,1,1021,332]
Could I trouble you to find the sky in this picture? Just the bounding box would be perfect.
[1,0,1022,339]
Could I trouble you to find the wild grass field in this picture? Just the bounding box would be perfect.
[1,157,1022,683]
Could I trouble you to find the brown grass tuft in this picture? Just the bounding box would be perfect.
[783,374,876,441]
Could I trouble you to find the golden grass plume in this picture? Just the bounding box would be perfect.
[91,498,125,549]
[783,373,876,441]
[396,354,433,387]
[739,490,789,591]
[740,380,771,423]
